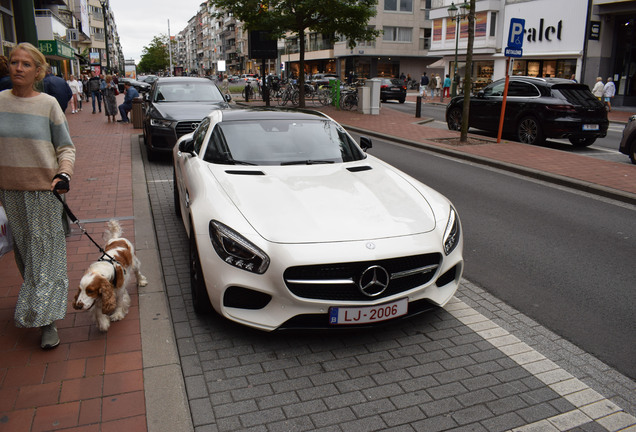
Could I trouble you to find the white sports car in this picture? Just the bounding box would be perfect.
[173,108,463,331]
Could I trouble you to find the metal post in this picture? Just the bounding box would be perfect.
[451,16,460,98]
[100,1,110,73]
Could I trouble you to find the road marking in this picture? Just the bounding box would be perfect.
[445,296,636,431]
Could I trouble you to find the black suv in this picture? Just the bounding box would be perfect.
[446,77,608,146]
[142,77,230,160]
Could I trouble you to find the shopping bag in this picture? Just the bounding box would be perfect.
[0,205,12,258]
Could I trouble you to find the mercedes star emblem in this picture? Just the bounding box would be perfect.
[358,265,390,297]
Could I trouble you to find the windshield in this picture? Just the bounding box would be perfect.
[153,82,224,103]
[203,119,367,166]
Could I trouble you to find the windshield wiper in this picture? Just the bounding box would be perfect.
[224,159,256,166]
[280,160,335,166]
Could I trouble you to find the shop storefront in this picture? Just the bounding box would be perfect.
[38,39,76,78]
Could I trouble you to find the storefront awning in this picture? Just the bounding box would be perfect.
[38,40,75,60]
[427,59,446,69]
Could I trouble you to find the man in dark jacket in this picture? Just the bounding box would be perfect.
[117,82,139,123]
[42,67,72,112]
[87,71,102,113]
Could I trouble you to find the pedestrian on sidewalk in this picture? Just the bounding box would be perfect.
[118,81,139,123]
[67,74,80,113]
[42,66,72,113]
[428,73,437,99]
[591,76,604,101]
[443,74,451,99]
[0,42,76,350]
[603,77,616,112]
[436,73,442,98]
[101,74,118,123]
[419,72,429,99]
[88,71,102,113]
[0,55,11,91]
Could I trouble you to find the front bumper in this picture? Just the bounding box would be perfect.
[195,230,464,331]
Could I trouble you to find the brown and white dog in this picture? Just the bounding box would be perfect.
[73,220,148,331]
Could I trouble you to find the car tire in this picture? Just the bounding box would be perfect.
[173,168,181,217]
[399,98,405,104]
[568,136,596,147]
[630,142,636,165]
[517,116,545,145]
[447,107,462,131]
[189,230,212,314]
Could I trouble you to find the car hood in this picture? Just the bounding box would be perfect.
[151,101,227,121]
[210,160,437,243]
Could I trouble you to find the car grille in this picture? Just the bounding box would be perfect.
[284,253,441,301]
[175,121,201,137]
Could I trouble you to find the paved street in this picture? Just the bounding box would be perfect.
[0,100,634,431]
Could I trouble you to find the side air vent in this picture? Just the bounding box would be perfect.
[225,170,265,176]
[347,166,373,172]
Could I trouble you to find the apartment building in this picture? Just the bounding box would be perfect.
[0,0,123,79]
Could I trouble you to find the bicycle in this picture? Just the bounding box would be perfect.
[340,87,358,111]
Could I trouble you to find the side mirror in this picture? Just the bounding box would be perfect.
[360,136,372,151]
[224,94,232,102]
[477,90,485,98]
[178,137,195,155]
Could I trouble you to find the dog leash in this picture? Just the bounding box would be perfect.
[52,190,119,268]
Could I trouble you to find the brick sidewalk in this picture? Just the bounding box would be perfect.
[0,98,147,432]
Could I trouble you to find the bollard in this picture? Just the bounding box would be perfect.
[415,96,421,118]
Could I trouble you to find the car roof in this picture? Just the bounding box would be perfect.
[155,77,215,84]
[503,76,582,86]
[212,108,332,123]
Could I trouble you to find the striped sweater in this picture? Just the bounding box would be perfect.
[0,90,75,191]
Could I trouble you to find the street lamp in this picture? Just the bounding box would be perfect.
[448,1,469,98]
[100,0,110,74]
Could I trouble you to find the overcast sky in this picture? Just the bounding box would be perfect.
[108,0,205,63]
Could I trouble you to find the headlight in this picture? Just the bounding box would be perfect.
[443,206,460,256]
[209,220,270,274]
[150,118,172,127]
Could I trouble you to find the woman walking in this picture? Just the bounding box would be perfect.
[67,74,80,113]
[0,42,76,349]
[591,76,604,101]
[101,74,118,122]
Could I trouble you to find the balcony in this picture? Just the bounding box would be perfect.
[35,9,68,42]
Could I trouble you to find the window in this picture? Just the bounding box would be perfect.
[419,28,431,50]
[508,82,540,97]
[193,118,210,154]
[1,0,15,56]
[490,12,496,37]
[384,0,413,12]
[383,27,412,43]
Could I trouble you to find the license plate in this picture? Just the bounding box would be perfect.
[329,298,408,325]
[582,124,599,131]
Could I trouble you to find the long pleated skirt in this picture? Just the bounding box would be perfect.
[0,190,68,328]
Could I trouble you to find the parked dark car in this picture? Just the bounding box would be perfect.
[138,74,158,84]
[445,76,608,146]
[117,77,151,94]
[142,77,230,160]
[373,77,407,103]
[619,114,636,164]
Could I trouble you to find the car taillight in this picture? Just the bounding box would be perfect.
[545,105,577,113]
[380,84,388,89]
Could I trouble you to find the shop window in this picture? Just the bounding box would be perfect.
[490,12,497,37]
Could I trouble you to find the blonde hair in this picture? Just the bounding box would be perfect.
[10,42,48,82]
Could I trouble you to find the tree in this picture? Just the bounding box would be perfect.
[208,0,380,107]
[138,35,172,74]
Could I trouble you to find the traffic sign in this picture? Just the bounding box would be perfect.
[505,47,523,57]
[507,18,525,49]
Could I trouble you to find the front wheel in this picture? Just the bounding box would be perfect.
[189,232,212,314]
[568,136,597,147]
[629,142,636,164]
[517,116,545,145]
[446,107,462,131]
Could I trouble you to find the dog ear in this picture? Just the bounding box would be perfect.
[99,277,117,315]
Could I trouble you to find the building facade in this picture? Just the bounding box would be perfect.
[0,0,123,79]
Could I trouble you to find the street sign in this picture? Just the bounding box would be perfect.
[507,18,525,49]
[504,47,523,57]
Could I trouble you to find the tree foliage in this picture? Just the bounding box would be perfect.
[138,35,172,74]
[208,0,380,106]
